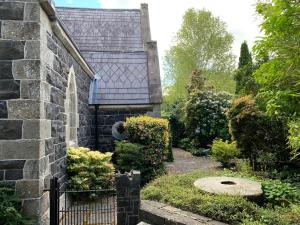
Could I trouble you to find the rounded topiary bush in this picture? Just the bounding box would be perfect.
[185,90,232,147]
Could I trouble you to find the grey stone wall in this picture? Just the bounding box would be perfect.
[0,1,94,224]
[116,170,141,225]
[96,108,147,151]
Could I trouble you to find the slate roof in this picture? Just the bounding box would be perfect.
[56,7,151,105]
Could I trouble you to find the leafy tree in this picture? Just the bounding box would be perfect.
[238,41,252,68]
[234,41,259,95]
[163,8,236,102]
[253,0,300,117]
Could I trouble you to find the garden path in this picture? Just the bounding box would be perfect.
[166,148,221,175]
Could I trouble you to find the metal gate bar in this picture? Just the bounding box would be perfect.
[50,178,116,225]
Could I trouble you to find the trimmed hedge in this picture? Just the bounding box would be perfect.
[67,147,115,190]
[115,141,165,185]
[125,115,173,161]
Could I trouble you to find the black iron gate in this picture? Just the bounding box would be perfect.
[50,177,117,225]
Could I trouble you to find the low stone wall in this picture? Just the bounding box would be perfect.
[140,200,227,225]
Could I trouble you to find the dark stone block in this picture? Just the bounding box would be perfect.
[2,21,40,40]
[24,2,40,22]
[0,120,23,139]
[0,2,24,20]
[5,169,23,180]
[50,87,64,106]
[47,34,58,55]
[0,61,13,79]
[0,160,25,170]
[0,101,8,118]
[0,80,20,100]
[0,171,3,180]
[0,41,24,60]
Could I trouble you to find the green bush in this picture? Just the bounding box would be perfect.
[162,98,186,147]
[288,119,300,159]
[115,141,165,185]
[125,115,173,161]
[227,95,290,170]
[185,90,232,147]
[190,148,210,157]
[67,147,115,190]
[0,183,33,225]
[262,180,300,207]
[211,139,239,166]
[178,138,194,150]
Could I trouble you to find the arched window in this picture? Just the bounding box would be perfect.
[65,66,78,147]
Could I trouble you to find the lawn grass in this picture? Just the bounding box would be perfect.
[141,170,300,225]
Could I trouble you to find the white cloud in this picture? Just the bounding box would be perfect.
[99,0,262,78]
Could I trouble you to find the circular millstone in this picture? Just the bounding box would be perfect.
[194,176,263,197]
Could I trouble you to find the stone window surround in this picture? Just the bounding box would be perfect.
[65,66,79,148]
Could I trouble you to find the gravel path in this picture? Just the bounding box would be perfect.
[165,148,221,175]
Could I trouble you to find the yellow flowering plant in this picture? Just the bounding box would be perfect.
[67,147,115,190]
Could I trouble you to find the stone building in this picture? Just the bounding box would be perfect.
[0,0,162,224]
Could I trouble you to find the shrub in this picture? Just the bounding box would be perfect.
[190,148,210,157]
[125,115,173,161]
[178,137,194,150]
[67,147,115,190]
[115,141,165,185]
[227,95,290,170]
[262,180,300,207]
[288,119,300,159]
[211,139,239,166]
[0,183,33,225]
[185,90,232,147]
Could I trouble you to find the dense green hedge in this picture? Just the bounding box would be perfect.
[115,141,165,185]
[185,90,232,147]
[125,115,173,161]
[67,147,115,190]
[227,96,290,170]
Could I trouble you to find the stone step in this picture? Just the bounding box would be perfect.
[140,200,227,225]
[137,222,152,225]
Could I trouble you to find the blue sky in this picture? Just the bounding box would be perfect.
[54,0,101,8]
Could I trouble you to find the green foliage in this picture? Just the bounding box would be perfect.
[163,8,235,101]
[178,137,194,150]
[238,41,252,68]
[262,180,300,207]
[125,115,173,161]
[162,98,186,147]
[253,0,300,117]
[211,139,239,165]
[67,147,115,190]
[0,183,33,225]
[288,119,300,159]
[185,90,232,147]
[142,170,300,225]
[228,96,290,170]
[190,148,210,157]
[115,141,165,185]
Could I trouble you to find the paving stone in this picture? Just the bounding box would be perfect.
[5,169,23,180]
[0,2,24,20]
[140,200,228,225]
[0,160,26,170]
[0,41,25,60]
[2,21,40,40]
[0,120,23,139]
[0,101,8,118]
[0,61,13,79]
[0,80,20,100]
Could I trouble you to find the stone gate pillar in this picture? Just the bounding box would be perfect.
[116,170,141,225]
